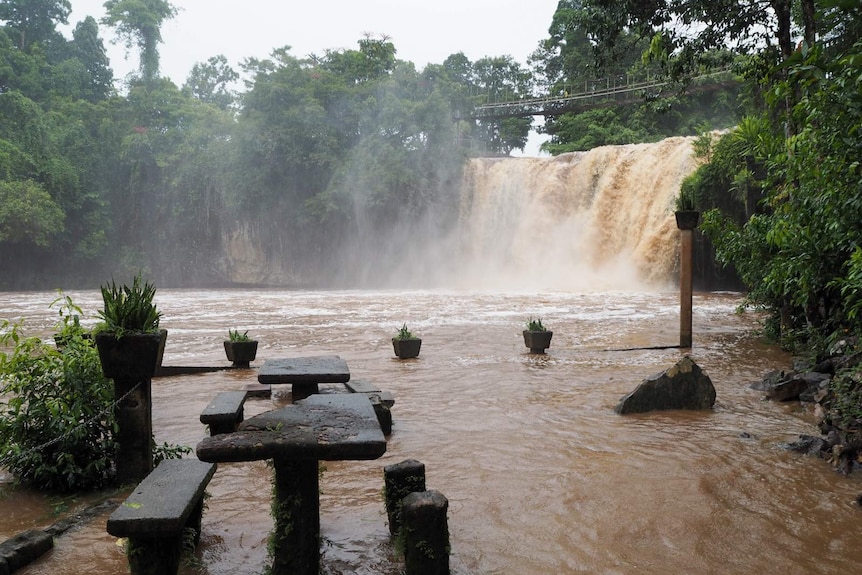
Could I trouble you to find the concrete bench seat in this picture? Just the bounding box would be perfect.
[200,391,248,435]
[107,459,217,575]
[344,380,394,434]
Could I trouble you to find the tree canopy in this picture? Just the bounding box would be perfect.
[101,0,177,83]
[0,4,536,288]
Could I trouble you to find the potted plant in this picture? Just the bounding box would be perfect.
[94,273,166,381]
[674,189,700,230]
[224,329,258,368]
[523,317,553,354]
[392,323,421,359]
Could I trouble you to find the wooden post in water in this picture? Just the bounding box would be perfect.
[675,211,700,348]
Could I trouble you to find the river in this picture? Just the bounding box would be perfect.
[1,288,860,574]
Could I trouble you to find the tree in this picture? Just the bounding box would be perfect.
[319,34,397,84]
[0,0,70,51]
[693,3,862,347]
[101,0,177,84]
[183,54,237,109]
[0,179,65,246]
[470,55,534,154]
[69,16,113,101]
[572,0,817,76]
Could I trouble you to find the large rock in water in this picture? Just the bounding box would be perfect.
[615,356,716,414]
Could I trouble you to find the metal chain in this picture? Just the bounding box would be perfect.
[15,380,143,455]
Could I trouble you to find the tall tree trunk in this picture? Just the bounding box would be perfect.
[800,0,817,46]
[771,0,794,59]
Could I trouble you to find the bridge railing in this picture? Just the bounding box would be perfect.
[471,66,735,118]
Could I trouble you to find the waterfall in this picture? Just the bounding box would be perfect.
[221,136,698,290]
[453,136,698,291]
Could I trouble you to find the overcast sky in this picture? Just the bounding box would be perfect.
[67,0,559,85]
[65,0,558,155]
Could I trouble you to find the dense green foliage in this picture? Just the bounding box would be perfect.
[687,10,862,351]
[0,296,117,491]
[534,0,742,152]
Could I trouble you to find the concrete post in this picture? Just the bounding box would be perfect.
[680,227,693,348]
[384,459,426,535]
[402,490,450,575]
[96,330,165,485]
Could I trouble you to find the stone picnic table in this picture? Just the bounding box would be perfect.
[257,355,351,401]
[196,393,386,575]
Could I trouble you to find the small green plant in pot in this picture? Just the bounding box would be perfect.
[225,329,259,368]
[523,316,553,354]
[392,323,422,359]
[94,272,166,381]
[674,188,700,229]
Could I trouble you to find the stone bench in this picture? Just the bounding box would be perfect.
[107,459,217,575]
[344,380,394,434]
[200,391,248,435]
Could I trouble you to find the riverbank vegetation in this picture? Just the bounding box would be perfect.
[0,295,116,491]
[581,0,862,455]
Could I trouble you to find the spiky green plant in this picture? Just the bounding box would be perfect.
[228,329,251,342]
[395,323,416,340]
[96,272,162,335]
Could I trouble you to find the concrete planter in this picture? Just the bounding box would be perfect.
[674,210,700,230]
[523,330,553,354]
[392,338,421,359]
[224,340,259,368]
[95,330,166,381]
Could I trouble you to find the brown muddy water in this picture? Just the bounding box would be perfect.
[1,288,860,575]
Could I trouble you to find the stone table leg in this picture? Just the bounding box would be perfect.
[271,457,320,575]
[291,383,319,402]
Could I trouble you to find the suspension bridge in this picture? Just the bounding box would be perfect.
[469,67,737,119]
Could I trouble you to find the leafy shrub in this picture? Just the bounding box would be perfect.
[1,293,190,492]
[0,312,118,491]
[526,317,546,331]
